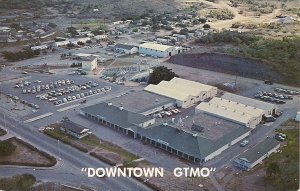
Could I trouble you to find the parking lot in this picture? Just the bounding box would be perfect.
[254,87,299,104]
[0,73,126,118]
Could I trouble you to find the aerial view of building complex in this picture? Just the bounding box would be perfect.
[0,0,299,191]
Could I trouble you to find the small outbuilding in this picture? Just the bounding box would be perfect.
[234,138,280,170]
[60,120,90,139]
[114,44,139,54]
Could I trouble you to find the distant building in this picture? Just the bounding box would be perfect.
[94,35,108,40]
[53,40,70,47]
[234,138,280,170]
[139,43,180,58]
[31,45,48,51]
[114,43,139,54]
[81,56,97,71]
[60,120,90,139]
[0,31,10,42]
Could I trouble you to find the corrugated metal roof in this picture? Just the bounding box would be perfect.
[158,80,204,97]
[139,43,173,52]
[221,93,277,112]
[209,97,265,117]
[196,102,255,125]
[170,77,216,92]
[144,84,191,101]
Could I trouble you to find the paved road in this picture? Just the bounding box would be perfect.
[0,110,153,191]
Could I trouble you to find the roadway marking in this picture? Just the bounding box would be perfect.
[24,112,53,123]
[57,104,80,112]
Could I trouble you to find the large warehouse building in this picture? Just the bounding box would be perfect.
[196,97,265,128]
[139,43,180,58]
[144,77,217,108]
[221,93,278,116]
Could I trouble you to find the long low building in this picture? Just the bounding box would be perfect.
[196,97,265,128]
[144,77,217,108]
[234,138,280,170]
[80,102,251,163]
[221,93,278,116]
[139,43,180,58]
[80,102,156,137]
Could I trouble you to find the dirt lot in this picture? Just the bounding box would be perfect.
[0,137,56,167]
[167,53,283,83]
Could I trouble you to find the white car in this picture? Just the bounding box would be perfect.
[165,111,172,116]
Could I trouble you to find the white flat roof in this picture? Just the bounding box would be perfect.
[139,43,173,52]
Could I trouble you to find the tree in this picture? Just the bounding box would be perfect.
[66,27,78,37]
[203,24,211,29]
[148,66,178,85]
[179,28,189,35]
[266,162,280,178]
[77,41,85,46]
[48,22,57,28]
[0,139,16,156]
[199,18,207,23]
[0,174,36,190]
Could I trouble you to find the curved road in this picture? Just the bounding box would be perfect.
[0,110,152,191]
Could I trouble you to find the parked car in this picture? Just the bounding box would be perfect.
[240,140,249,147]
[265,115,276,122]
[264,80,273,85]
[275,134,285,141]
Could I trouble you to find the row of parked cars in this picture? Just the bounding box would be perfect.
[4,93,40,110]
[53,87,110,105]
[153,108,181,118]
[99,75,125,85]
[275,88,299,95]
[21,79,75,94]
[254,91,292,104]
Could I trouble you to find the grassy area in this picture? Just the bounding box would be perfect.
[0,128,6,136]
[0,174,36,191]
[44,123,139,162]
[81,135,138,161]
[196,31,300,86]
[264,119,299,190]
[0,137,56,167]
